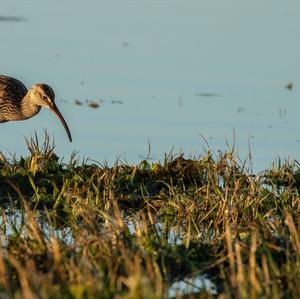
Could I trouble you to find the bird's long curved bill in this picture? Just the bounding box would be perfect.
[50,103,72,142]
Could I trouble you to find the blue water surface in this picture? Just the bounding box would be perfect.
[0,1,300,171]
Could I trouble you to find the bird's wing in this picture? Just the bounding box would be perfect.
[0,75,28,104]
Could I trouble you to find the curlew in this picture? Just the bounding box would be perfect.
[0,75,72,142]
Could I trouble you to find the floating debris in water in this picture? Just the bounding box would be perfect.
[111,100,124,104]
[88,101,100,108]
[52,53,62,59]
[0,16,26,22]
[75,99,83,106]
[279,108,286,118]
[122,41,130,48]
[195,92,219,97]
[74,98,119,107]
[177,95,183,106]
[285,83,293,90]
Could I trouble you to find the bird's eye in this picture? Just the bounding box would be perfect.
[43,96,47,100]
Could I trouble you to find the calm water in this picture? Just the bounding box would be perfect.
[0,1,300,171]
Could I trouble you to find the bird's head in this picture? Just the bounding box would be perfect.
[29,83,72,142]
[30,83,56,108]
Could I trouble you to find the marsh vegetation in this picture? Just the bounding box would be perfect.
[0,135,300,298]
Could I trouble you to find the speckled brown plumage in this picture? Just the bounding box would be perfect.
[0,75,72,142]
[0,76,30,122]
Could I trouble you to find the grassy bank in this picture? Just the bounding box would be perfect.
[0,136,300,298]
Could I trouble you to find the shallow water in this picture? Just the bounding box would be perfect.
[168,276,216,298]
[0,1,300,172]
[0,209,217,296]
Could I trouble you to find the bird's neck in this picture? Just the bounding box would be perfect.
[21,94,41,119]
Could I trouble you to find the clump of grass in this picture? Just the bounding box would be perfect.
[0,134,300,298]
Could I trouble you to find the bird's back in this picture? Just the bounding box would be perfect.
[0,76,28,122]
[0,76,28,104]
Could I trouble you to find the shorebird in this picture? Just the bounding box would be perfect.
[0,75,72,142]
